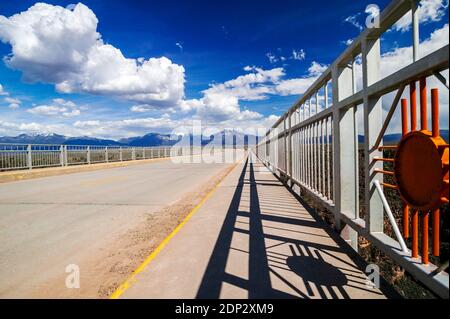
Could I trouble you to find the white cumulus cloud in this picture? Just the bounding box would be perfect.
[178,61,330,126]
[27,98,81,117]
[0,3,185,106]
[130,105,152,113]
[344,13,363,30]
[292,49,306,60]
[342,39,354,46]
[393,0,448,32]
[129,104,175,113]
[275,61,328,96]
[266,52,278,64]
[0,84,7,95]
[4,96,21,109]
[349,24,449,133]
[181,66,285,122]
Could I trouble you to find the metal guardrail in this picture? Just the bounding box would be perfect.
[255,0,449,298]
[0,143,199,171]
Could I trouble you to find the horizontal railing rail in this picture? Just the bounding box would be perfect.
[0,143,203,171]
[255,0,449,298]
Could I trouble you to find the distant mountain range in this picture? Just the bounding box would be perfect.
[0,130,447,147]
[357,130,449,144]
[0,133,69,145]
[0,130,259,147]
[0,133,180,147]
[118,133,182,147]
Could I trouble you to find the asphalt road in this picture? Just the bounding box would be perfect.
[0,157,233,298]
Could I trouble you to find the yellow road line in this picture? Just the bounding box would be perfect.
[109,163,237,299]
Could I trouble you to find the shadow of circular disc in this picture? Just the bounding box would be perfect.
[286,256,348,286]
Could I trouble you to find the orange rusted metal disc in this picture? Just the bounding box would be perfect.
[394,130,448,211]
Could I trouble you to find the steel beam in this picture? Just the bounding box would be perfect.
[332,62,358,250]
[362,36,384,234]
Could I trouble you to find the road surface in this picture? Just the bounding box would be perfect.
[0,156,234,298]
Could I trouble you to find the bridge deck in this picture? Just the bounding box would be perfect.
[0,156,233,298]
[121,153,387,299]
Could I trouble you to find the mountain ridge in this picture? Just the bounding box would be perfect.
[0,130,258,147]
[1,130,448,146]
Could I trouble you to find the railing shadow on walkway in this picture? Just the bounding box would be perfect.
[196,154,399,299]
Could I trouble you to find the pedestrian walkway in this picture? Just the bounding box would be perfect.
[120,153,387,299]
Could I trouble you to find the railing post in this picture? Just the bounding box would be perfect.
[64,145,68,166]
[332,62,358,251]
[87,146,91,164]
[119,147,123,161]
[27,144,32,170]
[132,147,136,160]
[143,147,146,159]
[286,112,293,186]
[60,145,64,166]
[362,35,384,234]
[352,58,360,222]
[412,0,420,62]
[105,147,109,163]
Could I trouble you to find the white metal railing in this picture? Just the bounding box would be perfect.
[255,0,449,298]
[0,143,201,171]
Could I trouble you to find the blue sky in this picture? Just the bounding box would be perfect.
[0,0,448,139]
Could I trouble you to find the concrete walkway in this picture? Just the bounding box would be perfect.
[121,153,387,299]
